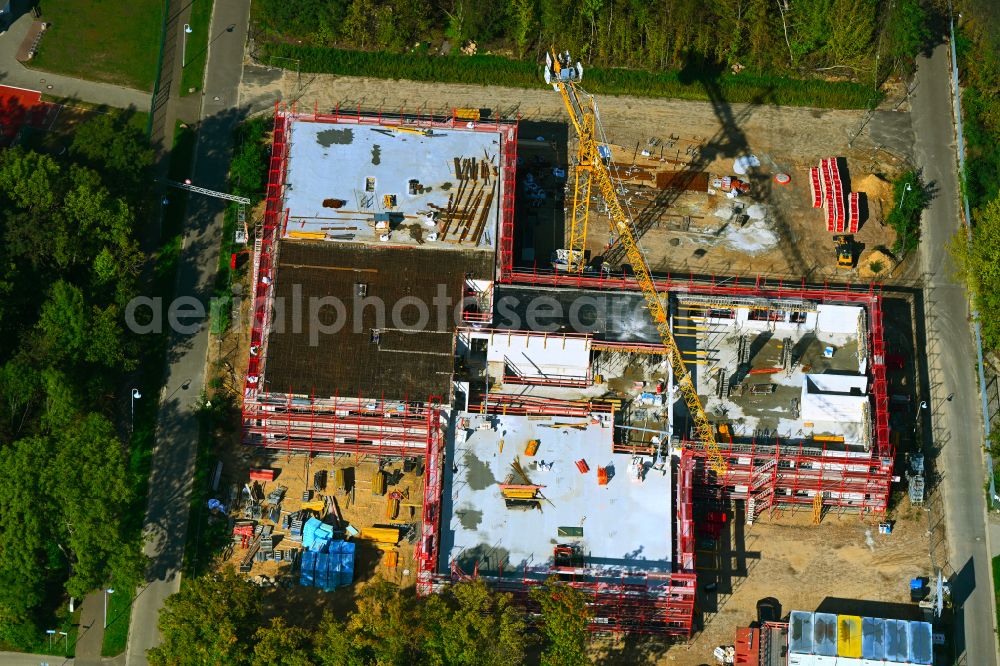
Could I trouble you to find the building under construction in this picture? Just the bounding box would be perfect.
[241,104,892,637]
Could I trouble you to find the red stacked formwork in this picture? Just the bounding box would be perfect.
[829,158,846,232]
[848,191,861,233]
[809,167,822,208]
[820,158,836,231]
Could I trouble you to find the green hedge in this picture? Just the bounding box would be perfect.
[262,44,877,109]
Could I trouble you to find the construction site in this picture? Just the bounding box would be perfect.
[222,51,929,658]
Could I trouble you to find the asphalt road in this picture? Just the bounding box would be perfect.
[911,42,998,666]
[124,1,251,663]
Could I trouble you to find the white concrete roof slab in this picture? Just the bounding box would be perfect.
[440,413,673,579]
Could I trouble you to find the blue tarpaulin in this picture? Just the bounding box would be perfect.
[298,540,356,590]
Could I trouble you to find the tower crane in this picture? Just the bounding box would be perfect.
[544,50,727,477]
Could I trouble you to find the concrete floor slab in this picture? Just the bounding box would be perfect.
[440,413,673,579]
[284,120,504,248]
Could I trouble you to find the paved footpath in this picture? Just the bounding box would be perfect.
[0,10,149,108]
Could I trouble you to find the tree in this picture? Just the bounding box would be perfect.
[531,580,591,666]
[0,436,55,645]
[54,414,140,599]
[953,193,1000,350]
[69,112,154,200]
[886,170,930,255]
[313,613,367,666]
[423,580,529,665]
[254,618,314,666]
[344,579,426,665]
[37,281,88,362]
[509,0,537,57]
[148,567,263,666]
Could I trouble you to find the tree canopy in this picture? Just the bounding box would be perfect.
[0,111,150,648]
[254,0,931,81]
[152,576,585,665]
[954,193,1000,350]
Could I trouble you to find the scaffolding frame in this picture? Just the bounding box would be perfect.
[244,104,290,401]
[242,391,435,459]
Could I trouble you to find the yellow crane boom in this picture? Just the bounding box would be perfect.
[544,50,727,477]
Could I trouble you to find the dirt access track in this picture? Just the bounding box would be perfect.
[241,68,917,282]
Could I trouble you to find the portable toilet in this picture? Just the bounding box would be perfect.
[788,611,814,655]
[909,621,933,665]
[813,612,838,662]
[861,616,885,662]
[837,615,863,658]
[884,619,910,662]
[300,550,316,587]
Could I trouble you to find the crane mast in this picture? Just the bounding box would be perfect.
[544,49,727,477]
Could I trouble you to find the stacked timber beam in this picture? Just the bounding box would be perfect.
[438,154,498,245]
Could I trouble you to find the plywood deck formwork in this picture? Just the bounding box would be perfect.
[262,242,491,401]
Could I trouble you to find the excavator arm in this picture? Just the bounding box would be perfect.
[545,50,727,477]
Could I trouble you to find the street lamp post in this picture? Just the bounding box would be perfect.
[58,631,68,655]
[898,182,913,210]
[104,588,115,629]
[130,388,141,431]
[183,24,193,67]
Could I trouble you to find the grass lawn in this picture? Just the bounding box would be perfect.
[32,0,163,91]
[100,580,134,657]
[180,0,214,96]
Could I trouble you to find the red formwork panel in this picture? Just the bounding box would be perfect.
[848,192,861,233]
[809,167,822,209]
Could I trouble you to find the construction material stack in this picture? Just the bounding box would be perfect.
[814,157,862,234]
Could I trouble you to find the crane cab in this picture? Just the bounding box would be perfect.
[544,50,584,88]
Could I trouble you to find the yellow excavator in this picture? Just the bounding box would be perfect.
[543,49,727,477]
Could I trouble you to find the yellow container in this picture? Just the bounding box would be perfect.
[359,526,400,544]
[371,470,387,496]
[837,615,862,658]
